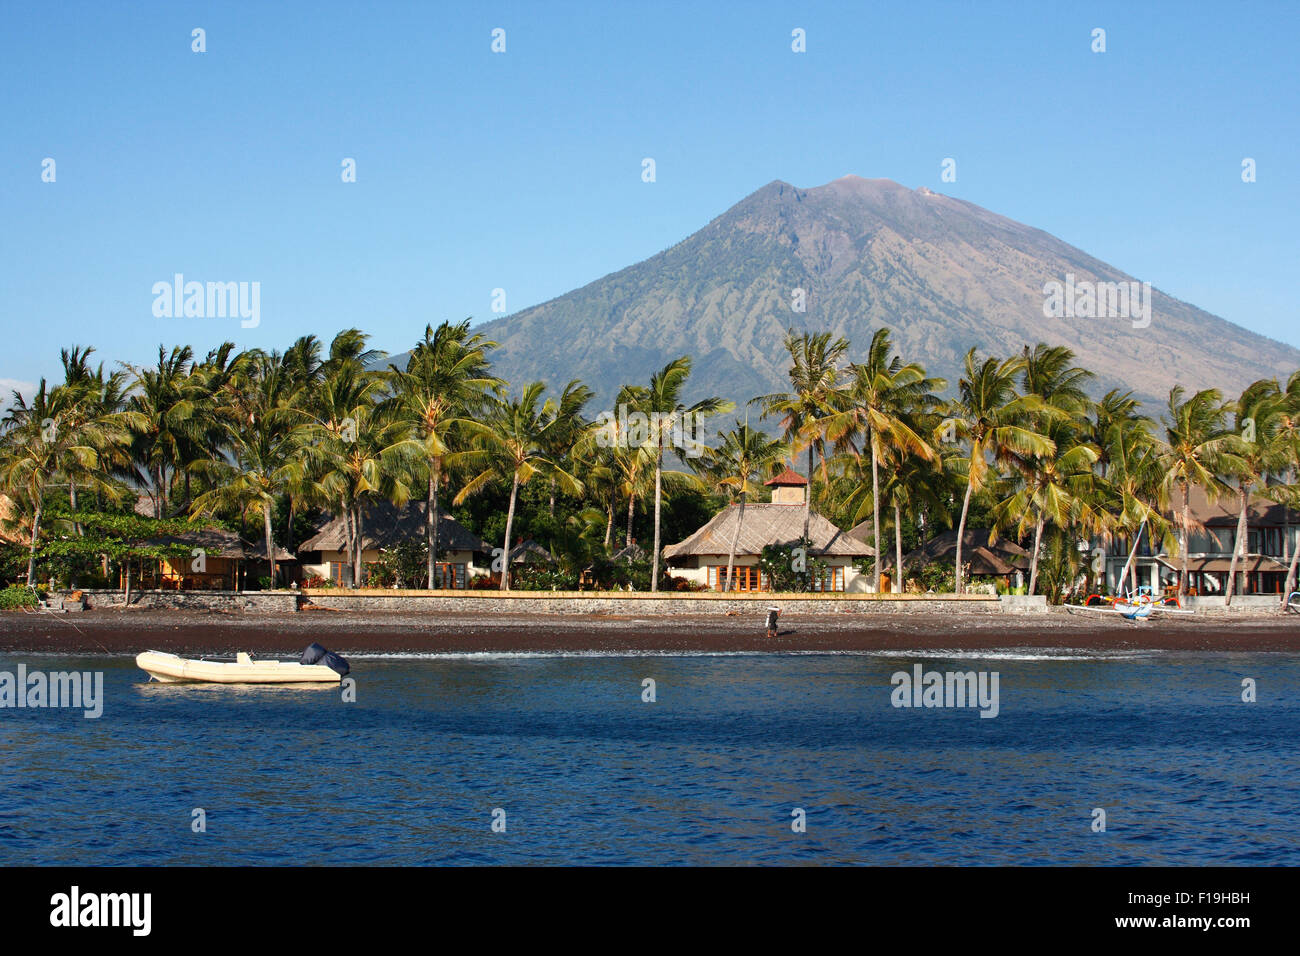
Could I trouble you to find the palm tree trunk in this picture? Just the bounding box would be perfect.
[1179,482,1191,601]
[1283,531,1300,607]
[871,440,882,593]
[264,501,277,587]
[724,493,746,593]
[955,479,975,594]
[25,501,43,586]
[70,480,82,536]
[651,447,663,591]
[1226,485,1249,605]
[426,470,436,589]
[352,503,364,588]
[894,502,904,594]
[803,445,813,544]
[604,498,614,550]
[1027,515,1045,596]
[500,471,520,591]
[342,499,354,588]
[1117,520,1145,598]
[548,476,556,517]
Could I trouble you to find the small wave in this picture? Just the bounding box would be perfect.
[345,647,1158,662]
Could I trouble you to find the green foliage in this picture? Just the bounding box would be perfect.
[758,542,829,592]
[0,584,40,609]
[370,539,429,588]
[910,561,956,593]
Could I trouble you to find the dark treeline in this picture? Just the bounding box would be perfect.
[2,323,1298,603]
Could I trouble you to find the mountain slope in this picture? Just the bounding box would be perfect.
[446,176,1300,411]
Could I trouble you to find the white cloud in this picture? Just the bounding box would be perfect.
[0,378,37,409]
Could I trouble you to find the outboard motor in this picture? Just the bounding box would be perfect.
[301,642,350,677]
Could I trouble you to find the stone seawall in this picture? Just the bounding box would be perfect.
[73,589,298,613]
[64,588,1053,615]
[299,590,1006,615]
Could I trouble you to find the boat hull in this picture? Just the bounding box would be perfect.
[136,651,342,684]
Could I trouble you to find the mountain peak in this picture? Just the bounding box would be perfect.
[470,180,1300,413]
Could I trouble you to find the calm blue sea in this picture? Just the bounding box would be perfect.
[1,650,1297,865]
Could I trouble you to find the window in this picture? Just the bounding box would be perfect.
[811,566,846,592]
[434,563,467,589]
[708,565,769,592]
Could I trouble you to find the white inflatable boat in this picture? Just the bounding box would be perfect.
[136,648,347,684]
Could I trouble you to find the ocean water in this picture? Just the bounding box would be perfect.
[1,650,1297,865]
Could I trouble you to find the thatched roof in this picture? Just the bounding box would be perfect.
[663,503,873,559]
[509,539,553,564]
[0,494,28,545]
[904,528,1030,576]
[847,518,875,543]
[143,527,295,562]
[299,500,491,555]
[610,542,647,562]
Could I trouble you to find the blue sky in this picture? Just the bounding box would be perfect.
[2,0,1297,401]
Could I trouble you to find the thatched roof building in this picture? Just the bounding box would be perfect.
[298,500,491,555]
[663,504,873,560]
[903,528,1030,576]
[143,527,295,562]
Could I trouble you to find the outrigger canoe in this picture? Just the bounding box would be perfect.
[136,644,349,684]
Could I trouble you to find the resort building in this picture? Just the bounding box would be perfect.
[1098,485,1300,597]
[900,528,1031,589]
[662,468,874,591]
[297,500,492,588]
[130,527,296,591]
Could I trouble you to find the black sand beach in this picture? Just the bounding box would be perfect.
[1,607,1297,655]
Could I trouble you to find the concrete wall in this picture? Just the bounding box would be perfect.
[998,595,1049,613]
[1184,594,1291,614]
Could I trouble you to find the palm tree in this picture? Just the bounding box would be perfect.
[453,382,583,590]
[540,380,595,516]
[641,358,730,591]
[994,423,1098,595]
[125,345,205,518]
[191,350,300,586]
[825,328,945,592]
[573,383,656,550]
[1272,371,1300,605]
[939,349,1054,594]
[1099,414,1173,597]
[0,380,131,584]
[294,333,405,587]
[998,345,1096,596]
[755,330,850,546]
[701,423,787,592]
[56,346,139,532]
[1159,387,1243,601]
[386,321,500,587]
[1224,379,1288,604]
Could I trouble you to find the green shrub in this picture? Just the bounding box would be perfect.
[0,585,40,609]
